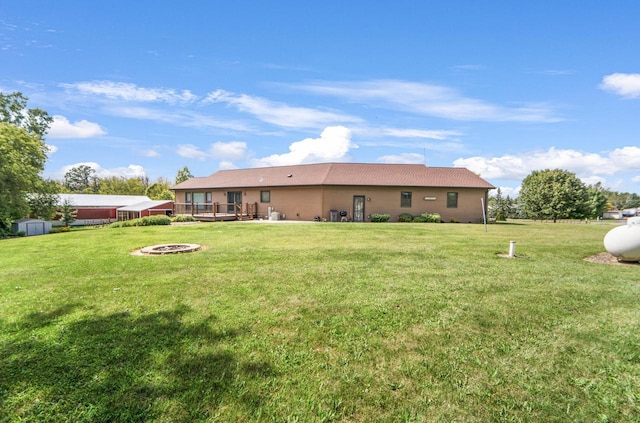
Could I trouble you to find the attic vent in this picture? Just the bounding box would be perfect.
[287,174,293,177]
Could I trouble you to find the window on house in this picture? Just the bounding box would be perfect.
[260,190,271,203]
[185,192,192,212]
[401,191,412,208]
[447,192,458,208]
[193,192,205,211]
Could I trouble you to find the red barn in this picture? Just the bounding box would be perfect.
[56,194,173,225]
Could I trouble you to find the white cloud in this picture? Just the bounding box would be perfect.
[540,69,574,76]
[451,64,485,71]
[48,115,106,138]
[252,126,356,167]
[218,161,238,170]
[210,141,247,160]
[495,186,520,198]
[104,105,250,132]
[204,89,362,128]
[60,80,198,103]
[599,73,640,98]
[177,141,248,162]
[45,144,58,155]
[581,175,607,186]
[377,153,425,164]
[177,144,209,161]
[380,128,462,140]
[453,154,528,179]
[454,146,640,181]
[140,148,159,158]
[293,79,561,122]
[60,162,146,179]
[609,146,640,169]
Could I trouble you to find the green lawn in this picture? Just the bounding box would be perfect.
[1,221,638,422]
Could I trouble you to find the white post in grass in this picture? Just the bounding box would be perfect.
[481,197,487,232]
[509,240,516,258]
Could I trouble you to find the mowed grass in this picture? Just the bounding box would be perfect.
[1,221,638,422]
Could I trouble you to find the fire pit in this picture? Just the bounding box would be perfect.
[138,243,201,255]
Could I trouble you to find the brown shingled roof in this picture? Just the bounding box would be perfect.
[172,163,495,190]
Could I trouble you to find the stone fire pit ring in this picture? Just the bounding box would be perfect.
[138,243,201,255]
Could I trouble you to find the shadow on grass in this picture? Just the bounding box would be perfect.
[1,305,274,422]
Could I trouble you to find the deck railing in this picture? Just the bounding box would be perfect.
[173,202,257,220]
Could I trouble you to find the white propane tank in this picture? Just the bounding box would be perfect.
[603,217,640,262]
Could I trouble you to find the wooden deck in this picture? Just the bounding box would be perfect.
[174,202,258,222]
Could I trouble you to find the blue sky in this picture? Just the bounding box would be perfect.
[2,1,640,196]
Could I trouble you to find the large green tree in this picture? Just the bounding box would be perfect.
[64,165,99,193]
[0,123,49,231]
[175,166,194,185]
[146,178,175,200]
[518,169,588,222]
[98,176,147,196]
[584,182,609,219]
[0,92,53,233]
[488,188,517,221]
[27,179,63,220]
[0,92,52,141]
[608,191,640,210]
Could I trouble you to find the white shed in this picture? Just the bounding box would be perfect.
[11,218,52,236]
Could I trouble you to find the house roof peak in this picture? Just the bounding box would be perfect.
[173,162,494,190]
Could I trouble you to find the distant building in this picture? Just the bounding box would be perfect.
[56,194,173,225]
[12,218,52,236]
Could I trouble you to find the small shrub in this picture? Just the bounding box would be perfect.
[109,215,172,228]
[370,213,390,222]
[141,215,172,226]
[420,212,442,223]
[412,215,428,223]
[16,231,26,237]
[398,213,414,222]
[171,215,197,223]
[50,226,71,233]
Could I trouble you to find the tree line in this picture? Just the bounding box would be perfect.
[1,91,194,235]
[488,169,640,222]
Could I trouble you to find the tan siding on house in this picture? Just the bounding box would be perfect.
[175,185,489,222]
[321,186,486,222]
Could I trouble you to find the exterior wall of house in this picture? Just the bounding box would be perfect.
[258,186,323,220]
[321,186,487,222]
[175,186,489,223]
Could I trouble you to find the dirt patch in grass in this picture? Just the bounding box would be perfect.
[584,252,640,266]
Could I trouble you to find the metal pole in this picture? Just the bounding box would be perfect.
[481,197,487,232]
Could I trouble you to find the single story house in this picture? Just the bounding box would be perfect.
[12,218,52,236]
[172,163,495,223]
[56,194,173,225]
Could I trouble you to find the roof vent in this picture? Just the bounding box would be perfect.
[287,174,292,177]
